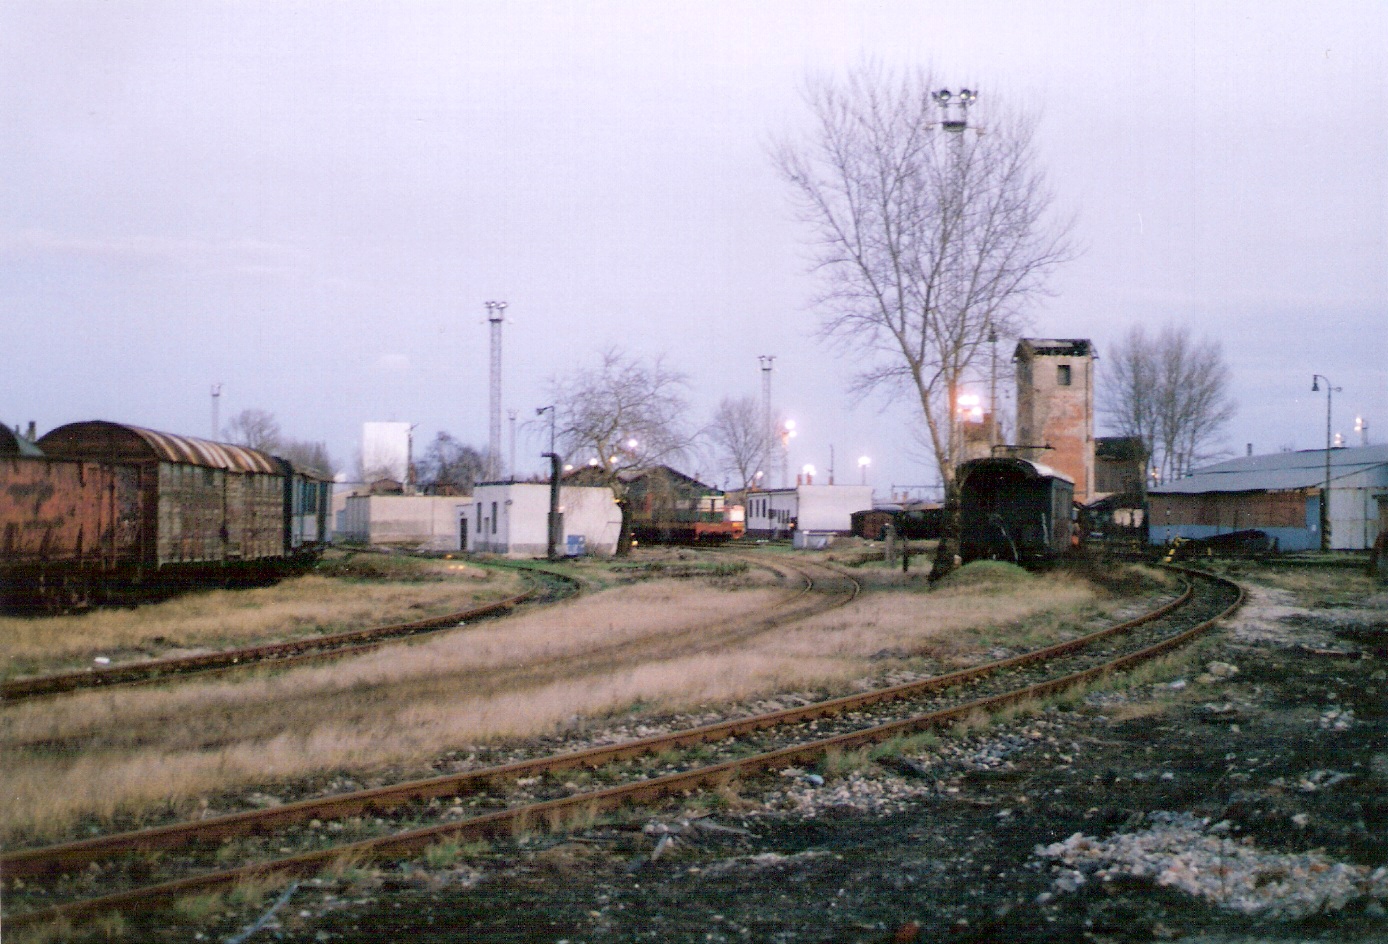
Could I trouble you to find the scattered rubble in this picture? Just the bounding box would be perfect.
[1036,811,1388,919]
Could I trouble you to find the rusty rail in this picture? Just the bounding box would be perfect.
[4,568,1241,932]
[1,565,582,701]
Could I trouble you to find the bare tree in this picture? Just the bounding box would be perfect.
[775,64,1073,577]
[550,348,693,554]
[418,431,485,494]
[275,439,338,479]
[1102,324,1236,483]
[1105,327,1236,479]
[222,408,282,451]
[707,395,770,492]
[223,408,335,477]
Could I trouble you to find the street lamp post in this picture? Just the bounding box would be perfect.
[779,420,796,488]
[536,405,558,559]
[1311,374,1341,552]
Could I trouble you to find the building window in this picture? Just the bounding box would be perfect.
[1057,364,1072,386]
[491,501,498,534]
[476,503,482,533]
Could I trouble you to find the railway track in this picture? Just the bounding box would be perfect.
[1,561,580,701]
[2,565,1240,933]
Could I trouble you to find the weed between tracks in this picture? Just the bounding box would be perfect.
[1,564,1122,843]
[0,556,520,678]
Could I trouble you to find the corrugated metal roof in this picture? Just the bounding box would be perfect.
[37,420,281,473]
[1151,444,1388,495]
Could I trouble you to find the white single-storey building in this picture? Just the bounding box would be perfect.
[744,484,874,541]
[463,482,622,557]
[339,495,468,550]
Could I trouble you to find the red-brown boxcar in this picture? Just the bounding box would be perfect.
[35,421,287,568]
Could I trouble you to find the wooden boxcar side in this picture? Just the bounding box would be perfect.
[37,420,289,571]
[1,456,143,573]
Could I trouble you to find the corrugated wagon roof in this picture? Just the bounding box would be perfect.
[1151,444,1388,495]
[37,420,281,473]
[960,456,1074,484]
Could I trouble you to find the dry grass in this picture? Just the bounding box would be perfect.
[1,565,1115,842]
[0,560,519,678]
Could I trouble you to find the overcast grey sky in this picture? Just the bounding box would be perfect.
[3,1,1384,494]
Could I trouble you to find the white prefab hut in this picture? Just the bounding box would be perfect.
[743,484,874,542]
[463,483,622,557]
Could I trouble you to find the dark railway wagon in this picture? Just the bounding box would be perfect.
[2,421,330,607]
[958,457,1075,563]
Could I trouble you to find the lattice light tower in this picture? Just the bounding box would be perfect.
[485,301,508,481]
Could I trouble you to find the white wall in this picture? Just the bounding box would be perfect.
[794,485,874,532]
[467,483,621,557]
[744,484,874,535]
[341,495,467,550]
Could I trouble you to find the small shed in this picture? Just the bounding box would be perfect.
[744,484,874,540]
[463,482,621,557]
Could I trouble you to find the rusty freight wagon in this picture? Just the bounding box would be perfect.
[2,421,329,607]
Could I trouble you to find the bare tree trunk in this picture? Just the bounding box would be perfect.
[615,498,634,557]
[930,478,961,580]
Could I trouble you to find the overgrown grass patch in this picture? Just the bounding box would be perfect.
[0,560,522,678]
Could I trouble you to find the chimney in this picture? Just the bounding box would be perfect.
[1246,443,1253,457]
[26,421,37,440]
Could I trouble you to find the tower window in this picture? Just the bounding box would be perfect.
[1057,364,1072,386]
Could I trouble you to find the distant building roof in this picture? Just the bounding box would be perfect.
[1,424,44,457]
[1015,338,1094,359]
[1151,444,1388,495]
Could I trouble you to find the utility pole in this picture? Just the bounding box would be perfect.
[1312,374,1340,552]
[210,383,222,440]
[758,355,775,487]
[989,325,999,449]
[507,409,518,483]
[485,301,507,482]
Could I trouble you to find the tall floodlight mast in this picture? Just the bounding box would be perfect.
[933,87,977,470]
[485,301,508,481]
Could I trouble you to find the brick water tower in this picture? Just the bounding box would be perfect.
[1014,339,1095,505]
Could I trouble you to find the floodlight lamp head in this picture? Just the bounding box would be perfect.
[1312,378,1320,392]
[960,88,975,101]
[935,89,951,103]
